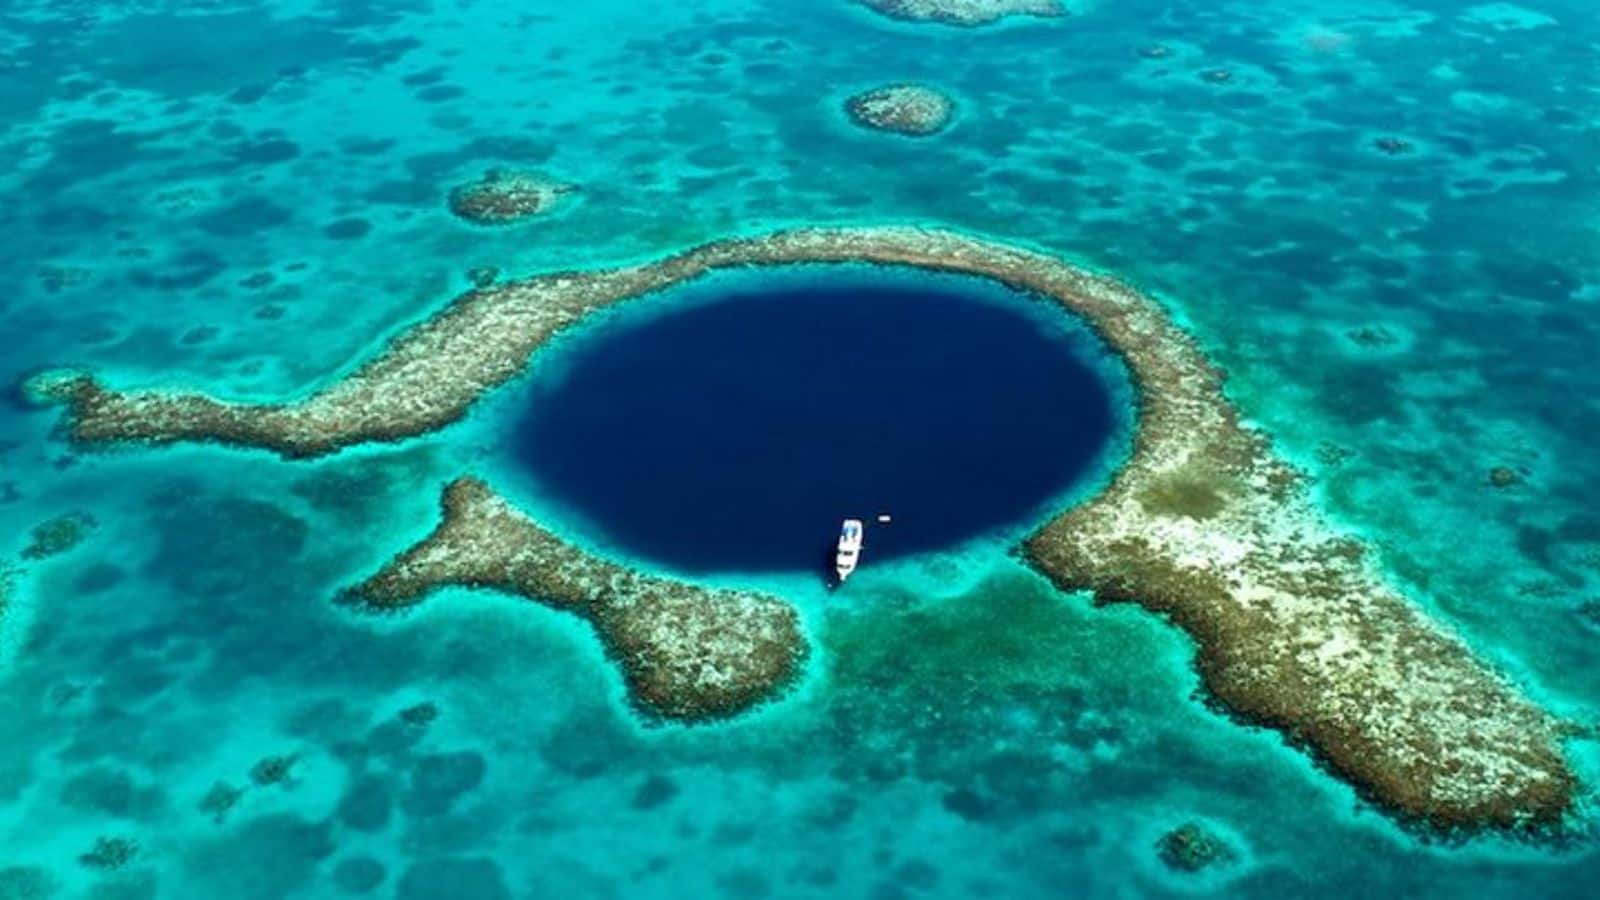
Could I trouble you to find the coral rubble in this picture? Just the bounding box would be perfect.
[31,226,1578,828]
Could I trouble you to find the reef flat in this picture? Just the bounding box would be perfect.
[855,0,1065,27]
[347,478,805,721]
[30,226,1576,828]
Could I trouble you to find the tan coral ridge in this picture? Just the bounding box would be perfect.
[27,226,1578,829]
[348,477,804,720]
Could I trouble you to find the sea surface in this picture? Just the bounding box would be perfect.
[1,0,1598,898]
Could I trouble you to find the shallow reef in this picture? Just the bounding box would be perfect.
[29,226,1578,830]
[855,0,1065,27]
[844,84,955,136]
[446,169,576,226]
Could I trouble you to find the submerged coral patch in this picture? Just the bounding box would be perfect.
[844,84,955,136]
[855,0,1066,27]
[31,226,1578,829]
[446,169,576,226]
[1156,821,1235,873]
[21,512,96,561]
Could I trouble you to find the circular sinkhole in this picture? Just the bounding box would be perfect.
[507,264,1133,575]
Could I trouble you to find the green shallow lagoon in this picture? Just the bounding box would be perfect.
[1,0,1598,897]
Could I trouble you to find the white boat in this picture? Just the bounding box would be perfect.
[835,519,864,582]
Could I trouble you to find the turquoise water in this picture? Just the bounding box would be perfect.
[1,0,1598,897]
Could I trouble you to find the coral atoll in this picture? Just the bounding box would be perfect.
[856,0,1065,27]
[30,226,1578,829]
[845,84,955,136]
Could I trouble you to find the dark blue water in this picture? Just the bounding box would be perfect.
[512,270,1122,573]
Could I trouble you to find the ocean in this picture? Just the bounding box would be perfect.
[1,0,1597,897]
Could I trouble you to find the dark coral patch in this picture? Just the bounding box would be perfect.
[197,197,294,237]
[415,84,465,103]
[397,858,510,900]
[73,562,125,593]
[337,775,394,832]
[324,218,373,240]
[403,750,486,817]
[1156,822,1235,873]
[128,249,227,291]
[22,512,96,560]
[631,774,679,810]
[333,857,387,894]
[228,137,301,165]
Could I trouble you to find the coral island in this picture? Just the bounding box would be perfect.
[845,84,955,136]
[346,478,804,720]
[856,0,1065,27]
[29,226,1578,829]
[447,169,576,226]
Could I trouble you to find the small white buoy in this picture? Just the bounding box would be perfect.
[877,514,892,524]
